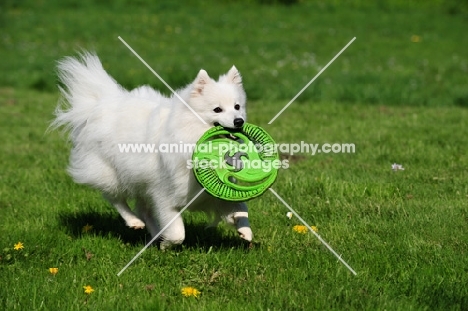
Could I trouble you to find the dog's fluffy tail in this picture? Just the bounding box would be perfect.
[51,52,126,133]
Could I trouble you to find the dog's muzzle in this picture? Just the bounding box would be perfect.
[233,118,244,128]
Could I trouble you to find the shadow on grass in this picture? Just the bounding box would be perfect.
[58,211,147,246]
[58,211,250,251]
[182,223,251,252]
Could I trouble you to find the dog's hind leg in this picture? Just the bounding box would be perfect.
[104,194,145,229]
[135,196,160,238]
[149,196,186,249]
[158,209,185,250]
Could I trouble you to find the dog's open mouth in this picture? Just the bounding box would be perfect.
[213,122,244,132]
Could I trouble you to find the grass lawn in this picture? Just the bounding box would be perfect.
[1,1,468,310]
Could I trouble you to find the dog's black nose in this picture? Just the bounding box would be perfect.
[234,118,244,128]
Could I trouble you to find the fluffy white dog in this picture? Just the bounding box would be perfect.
[52,53,252,248]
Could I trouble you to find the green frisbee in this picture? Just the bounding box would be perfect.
[192,123,279,201]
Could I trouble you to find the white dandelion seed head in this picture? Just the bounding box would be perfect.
[392,163,405,171]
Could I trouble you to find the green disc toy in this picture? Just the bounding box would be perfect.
[192,123,279,201]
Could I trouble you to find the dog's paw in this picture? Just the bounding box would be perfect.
[237,227,253,242]
[159,239,184,251]
[126,218,145,230]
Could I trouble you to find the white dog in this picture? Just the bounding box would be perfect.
[52,53,252,248]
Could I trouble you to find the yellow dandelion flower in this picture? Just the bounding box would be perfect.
[311,226,318,232]
[292,225,308,234]
[83,285,94,294]
[49,268,59,275]
[14,242,24,250]
[411,35,421,43]
[181,286,200,298]
[82,224,93,233]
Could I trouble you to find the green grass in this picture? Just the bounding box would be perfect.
[1,1,468,310]
[1,0,468,105]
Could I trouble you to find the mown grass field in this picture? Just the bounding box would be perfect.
[1,0,468,310]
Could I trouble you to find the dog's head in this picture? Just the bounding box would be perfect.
[190,66,246,129]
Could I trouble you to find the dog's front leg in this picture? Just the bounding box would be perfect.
[224,202,252,242]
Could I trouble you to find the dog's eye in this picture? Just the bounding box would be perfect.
[234,104,240,110]
[213,107,222,113]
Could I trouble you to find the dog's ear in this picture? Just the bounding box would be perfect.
[220,66,242,85]
[225,65,242,85]
[192,69,211,96]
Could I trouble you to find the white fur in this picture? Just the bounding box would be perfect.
[52,52,251,248]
